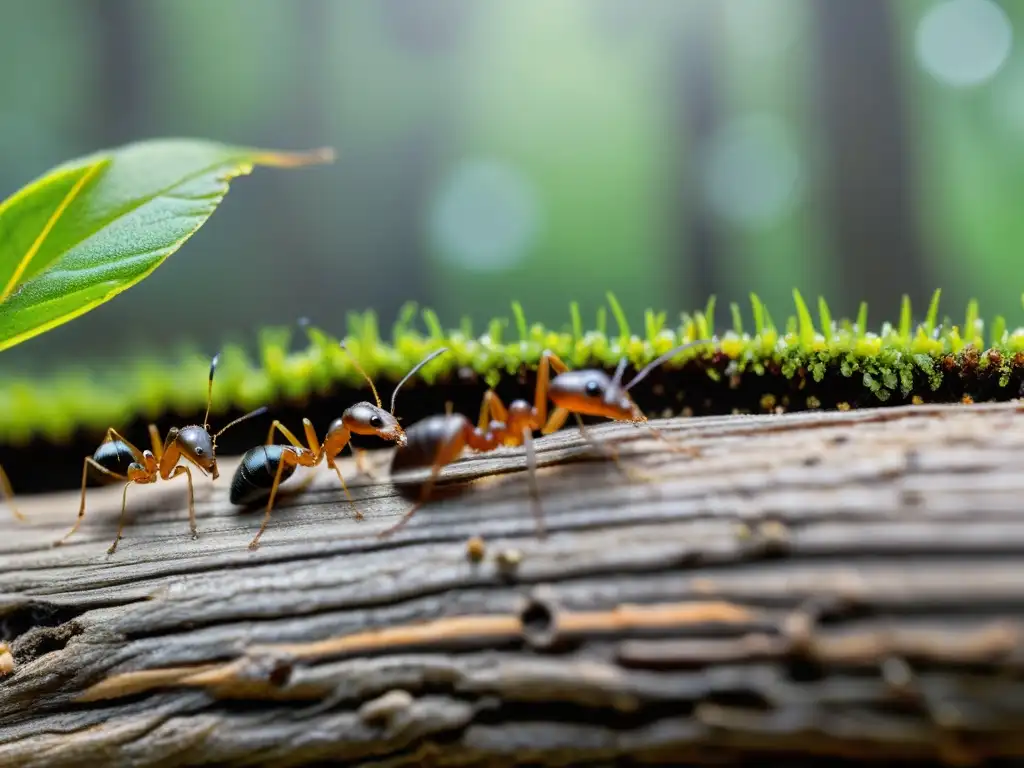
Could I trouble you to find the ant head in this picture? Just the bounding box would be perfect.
[339,404,406,446]
[548,339,715,424]
[547,369,641,422]
[177,425,219,478]
[194,352,269,479]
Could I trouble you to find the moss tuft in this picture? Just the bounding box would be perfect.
[2,290,1024,452]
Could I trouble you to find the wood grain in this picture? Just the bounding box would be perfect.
[2,402,1024,766]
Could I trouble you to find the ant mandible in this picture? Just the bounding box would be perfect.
[381,338,714,540]
[54,354,268,555]
[237,344,450,551]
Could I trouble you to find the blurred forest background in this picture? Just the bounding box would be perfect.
[1,0,1021,374]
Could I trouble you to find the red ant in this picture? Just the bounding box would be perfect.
[0,465,23,522]
[382,339,714,539]
[54,354,268,554]
[237,345,450,551]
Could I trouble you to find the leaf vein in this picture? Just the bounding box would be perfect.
[0,162,104,302]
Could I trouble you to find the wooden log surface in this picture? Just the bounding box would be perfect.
[2,402,1024,766]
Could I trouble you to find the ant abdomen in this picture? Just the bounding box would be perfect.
[390,414,468,497]
[90,440,137,484]
[230,444,300,507]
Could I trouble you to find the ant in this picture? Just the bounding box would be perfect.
[0,465,23,522]
[54,354,268,555]
[236,344,450,551]
[537,337,716,457]
[382,338,714,540]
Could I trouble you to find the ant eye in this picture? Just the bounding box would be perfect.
[585,380,602,397]
[195,447,204,456]
[370,415,384,428]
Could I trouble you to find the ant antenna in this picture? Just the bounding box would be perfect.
[203,353,220,430]
[213,406,270,444]
[610,356,630,389]
[625,338,716,392]
[339,342,381,409]
[391,347,450,415]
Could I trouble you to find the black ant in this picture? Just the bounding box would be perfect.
[235,344,450,551]
[382,339,714,540]
[0,465,23,522]
[54,354,268,554]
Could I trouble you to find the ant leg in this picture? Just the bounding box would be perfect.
[546,352,570,375]
[635,418,701,458]
[54,457,128,547]
[574,414,654,484]
[477,393,491,429]
[292,472,317,494]
[249,450,307,550]
[540,407,570,436]
[444,401,454,417]
[0,464,24,522]
[103,428,146,463]
[531,350,571,426]
[148,424,164,462]
[349,445,377,480]
[165,465,198,540]
[310,420,360,518]
[376,462,443,539]
[106,481,135,555]
[301,419,323,456]
[522,426,546,539]
[331,464,363,521]
[479,391,509,428]
[477,391,507,429]
[265,420,309,451]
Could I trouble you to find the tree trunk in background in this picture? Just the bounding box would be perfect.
[90,0,146,145]
[812,0,928,319]
[372,0,473,323]
[672,3,723,315]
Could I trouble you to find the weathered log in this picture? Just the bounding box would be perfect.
[2,402,1024,767]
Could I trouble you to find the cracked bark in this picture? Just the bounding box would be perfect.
[1,403,1024,767]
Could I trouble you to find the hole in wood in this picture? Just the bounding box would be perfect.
[520,595,559,650]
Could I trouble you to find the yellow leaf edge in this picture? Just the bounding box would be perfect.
[0,145,335,354]
[0,159,109,303]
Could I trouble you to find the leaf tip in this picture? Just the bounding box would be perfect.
[253,146,336,168]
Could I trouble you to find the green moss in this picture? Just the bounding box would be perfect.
[2,289,1024,446]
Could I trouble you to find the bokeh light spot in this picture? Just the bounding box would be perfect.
[430,159,541,273]
[701,114,803,229]
[916,0,1012,88]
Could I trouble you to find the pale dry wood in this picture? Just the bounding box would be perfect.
[1,402,1024,766]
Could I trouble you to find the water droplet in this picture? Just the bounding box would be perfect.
[916,0,1012,88]
[430,159,541,273]
[701,114,803,228]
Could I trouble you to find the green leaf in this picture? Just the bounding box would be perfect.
[0,138,334,352]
